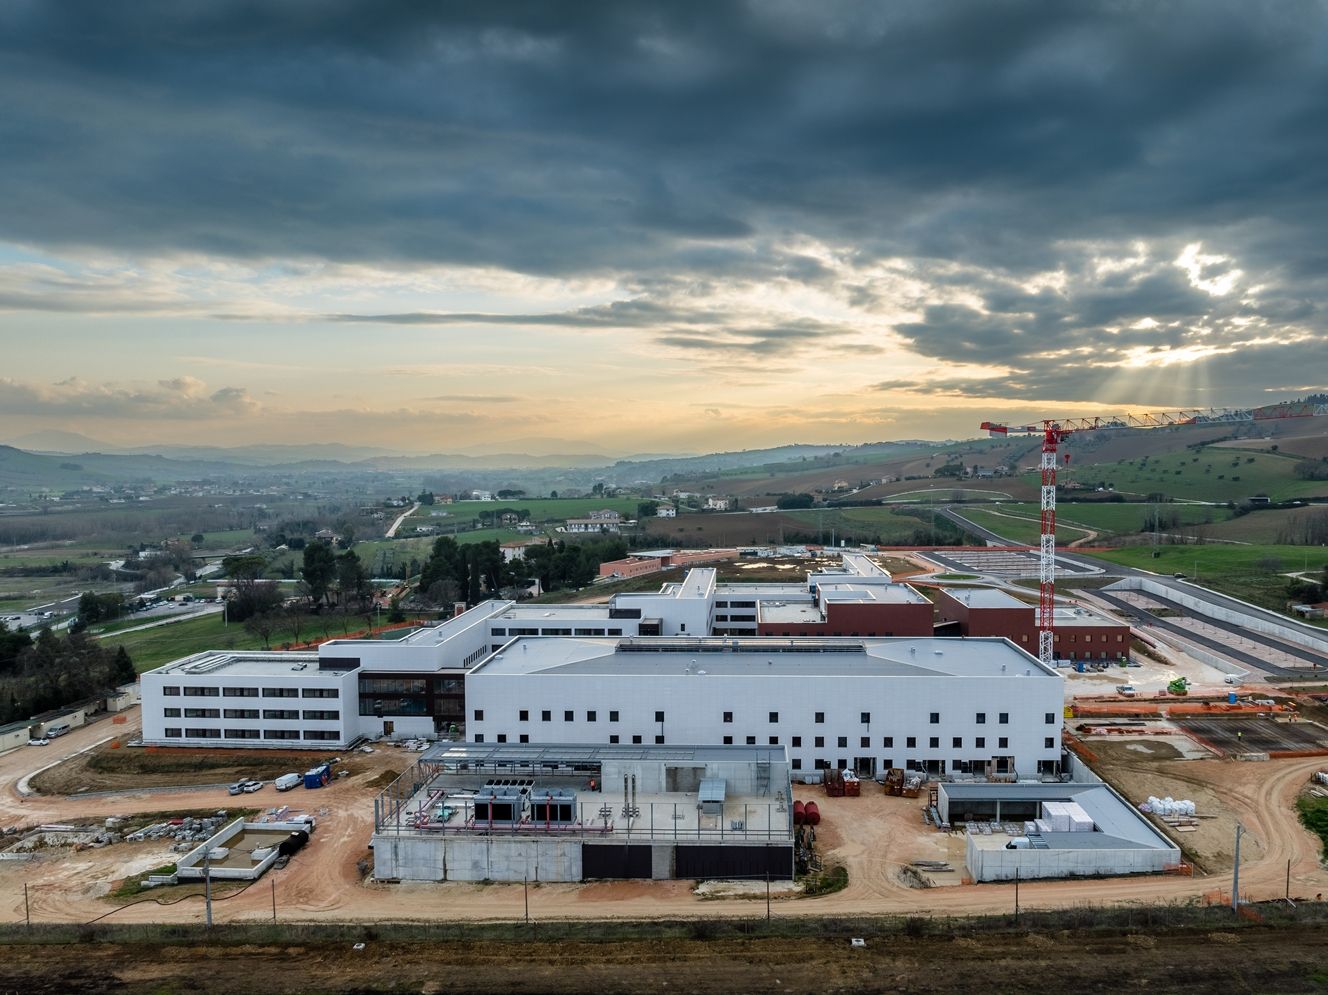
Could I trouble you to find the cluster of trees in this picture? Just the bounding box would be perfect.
[418,537,512,606]
[476,507,530,526]
[1287,566,1328,605]
[74,592,126,628]
[0,622,135,725]
[1294,458,1328,481]
[522,537,626,593]
[775,493,816,509]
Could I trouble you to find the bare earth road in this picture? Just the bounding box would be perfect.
[1,710,1325,927]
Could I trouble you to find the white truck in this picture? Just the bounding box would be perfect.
[274,772,302,792]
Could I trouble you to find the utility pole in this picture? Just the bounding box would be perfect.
[272,877,277,922]
[24,882,30,929]
[765,870,771,921]
[1014,867,1020,922]
[204,848,213,928]
[524,875,529,924]
[1231,823,1244,913]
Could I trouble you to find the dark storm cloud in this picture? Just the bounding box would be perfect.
[3,0,1328,404]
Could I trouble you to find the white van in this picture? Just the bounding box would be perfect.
[45,722,71,738]
[274,772,302,792]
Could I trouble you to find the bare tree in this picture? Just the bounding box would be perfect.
[244,611,281,650]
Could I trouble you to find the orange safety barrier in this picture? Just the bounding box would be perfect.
[1268,748,1328,759]
[1237,904,1263,923]
[112,715,127,724]
[1163,862,1194,876]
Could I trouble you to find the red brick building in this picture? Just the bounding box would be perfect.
[932,588,1129,662]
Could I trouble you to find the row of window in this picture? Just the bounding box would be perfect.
[160,685,337,699]
[471,731,1056,751]
[161,708,340,721]
[475,733,666,745]
[495,627,625,637]
[161,728,340,741]
[479,708,1056,726]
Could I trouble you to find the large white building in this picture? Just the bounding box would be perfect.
[464,636,1064,779]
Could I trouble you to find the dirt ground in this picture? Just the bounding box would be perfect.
[1,709,1327,929]
[4,927,1328,994]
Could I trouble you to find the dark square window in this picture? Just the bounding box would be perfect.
[814,711,825,723]
[952,736,962,749]
[814,736,825,748]
[1044,737,1055,749]
[906,736,916,748]
[1045,712,1056,724]
[883,736,894,748]
[860,736,870,748]
[609,735,619,744]
[976,712,986,724]
[999,713,1009,724]
[769,736,779,745]
[474,734,484,743]
[654,734,664,744]
[861,712,870,724]
[723,735,733,745]
[609,710,619,722]
[541,710,551,721]
[632,735,642,744]
[999,737,1009,749]
[724,711,733,723]
[587,710,597,722]
[473,709,483,721]
[976,737,986,748]
[655,710,665,723]
[837,736,847,748]
[496,734,506,743]
[519,709,529,722]
[769,711,779,723]
[929,737,939,748]
[746,735,756,745]
[519,734,529,744]
[929,712,939,724]
[791,759,802,770]
[791,736,802,747]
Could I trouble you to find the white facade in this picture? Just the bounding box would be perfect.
[656,504,676,518]
[140,652,359,748]
[466,636,1065,778]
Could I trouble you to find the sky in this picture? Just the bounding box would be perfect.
[1,0,1326,456]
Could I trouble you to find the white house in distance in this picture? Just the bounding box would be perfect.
[656,504,677,518]
[565,509,622,533]
[705,497,730,511]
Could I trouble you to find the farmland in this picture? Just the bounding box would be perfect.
[951,501,1236,545]
[639,505,965,547]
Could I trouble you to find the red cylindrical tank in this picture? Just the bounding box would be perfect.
[793,800,805,825]
[804,801,821,826]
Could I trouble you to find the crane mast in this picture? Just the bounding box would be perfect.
[980,402,1328,668]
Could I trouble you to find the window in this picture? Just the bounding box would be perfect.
[999,712,1009,724]
[164,727,181,737]
[224,729,259,740]
[302,710,339,721]
[497,734,507,743]
[791,759,802,771]
[301,688,339,699]
[929,712,939,724]
[906,736,916,748]
[358,677,425,695]
[184,728,220,738]
[474,734,484,743]
[519,710,529,722]
[976,712,986,724]
[883,736,893,748]
[223,708,257,719]
[564,710,574,722]
[609,710,619,722]
[999,737,1009,749]
[609,735,619,744]
[632,735,642,744]
[976,737,986,748]
[263,709,298,720]
[587,711,597,722]
[162,686,180,696]
[814,711,825,724]
[952,736,962,749]
[860,736,870,748]
[746,735,756,745]
[770,736,779,745]
[541,710,551,722]
[163,707,181,717]
[861,712,870,724]
[183,686,219,697]
[655,710,665,722]
[303,730,339,741]
[769,711,779,723]
[814,736,825,748]
[225,687,259,697]
[929,737,939,749]
[654,734,664,744]
[723,735,733,745]
[183,708,219,719]
[1045,712,1057,725]
[837,736,847,748]
[473,709,484,722]
[791,736,802,747]
[262,687,299,699]
[1044,737,1055,749]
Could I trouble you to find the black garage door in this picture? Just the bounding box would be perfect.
[582,844,653,880]
[674,845,792,881]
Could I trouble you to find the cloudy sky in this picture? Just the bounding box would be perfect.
[2,1,1326,454]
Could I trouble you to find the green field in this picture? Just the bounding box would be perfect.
[407,496,642,527]
[948,508,1088,545]
[1033,446,1327,503]
[1084,543,1328,616]
[983,501,1233,537]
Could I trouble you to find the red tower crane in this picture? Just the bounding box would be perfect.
[979,402,1328,667]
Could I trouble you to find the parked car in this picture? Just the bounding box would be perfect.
[241,780,263,793]
[27,738,49,747]
[1116,685,1137,698]
[228,781,246,796]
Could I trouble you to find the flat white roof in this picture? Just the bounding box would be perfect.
[471,636,1055,680]
[148,650,326,679]
[942,588,1029,609]
[819,583,930,605]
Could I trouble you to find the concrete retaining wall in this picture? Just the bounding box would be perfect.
[374,834,584,882]
[965,835,1175,881]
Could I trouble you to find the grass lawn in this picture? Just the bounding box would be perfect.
[947,508,1092,545]
[1082,543,1328,616]
[996,501,1232,536]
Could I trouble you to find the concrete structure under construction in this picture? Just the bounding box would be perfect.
[370,743,793,882]
[937,779,1180,881]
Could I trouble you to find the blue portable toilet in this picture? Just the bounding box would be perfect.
[1075,661,1086,673]
[1227,691,1238,705]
